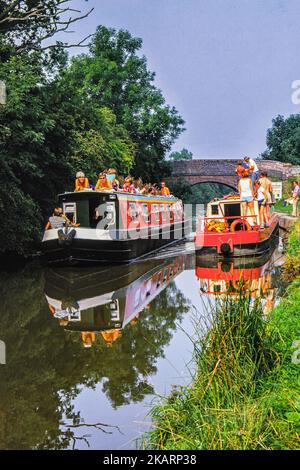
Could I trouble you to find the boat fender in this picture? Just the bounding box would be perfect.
[230,219,251,232]
[220,242,232,255]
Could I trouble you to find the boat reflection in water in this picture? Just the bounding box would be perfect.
[45,255,191,348]
[196,249,283,315]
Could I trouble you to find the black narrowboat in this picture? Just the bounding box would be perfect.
[41,190,190,265]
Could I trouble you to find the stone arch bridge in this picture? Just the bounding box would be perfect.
[168,159,300,190]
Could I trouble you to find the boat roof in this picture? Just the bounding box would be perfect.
[58,190,180,203]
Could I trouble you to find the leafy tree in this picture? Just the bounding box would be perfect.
[262,114,300,165]
[169,148,193,161]
[0,49,135,255]
[0,0,93,57]
[65,26,185,181]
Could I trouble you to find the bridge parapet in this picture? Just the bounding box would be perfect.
[170,159,300,182]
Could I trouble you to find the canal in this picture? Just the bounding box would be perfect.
[0,243,285,450]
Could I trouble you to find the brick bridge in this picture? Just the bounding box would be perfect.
[168,159,300,190]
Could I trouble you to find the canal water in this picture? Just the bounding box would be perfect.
[0,243,285,450]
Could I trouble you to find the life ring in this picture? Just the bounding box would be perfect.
[230,219,251,232]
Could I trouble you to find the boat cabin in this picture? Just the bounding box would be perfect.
[206,196,260,228]
[58,190,183,233]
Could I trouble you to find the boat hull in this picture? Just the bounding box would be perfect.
[41,222,189,266]
[195,214,279,258]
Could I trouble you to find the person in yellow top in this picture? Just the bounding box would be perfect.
[95,172,113,191]
[161,181,171,196]
[75,171,89,191]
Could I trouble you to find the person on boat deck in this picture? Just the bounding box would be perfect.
[161,181,171,196]
[75,171,89,191]
[238,170,256,224]
[123,177,136,193]
[45,207,76,230]
[95,172,113,191]
[255,180,269,228]
[235,160,244,180]
[148,185,158,196]
[258,172,273,203]
[244,156,259,183]
[107,168,120,191]
[81,332,96,348]
[292,180,300,217]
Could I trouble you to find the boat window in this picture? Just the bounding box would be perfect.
[89,197,112,229]
[128,202,139,222]
[63,203,77,224]
[141,203,150,223]
[224,203,241,225]
[211,204,219,216]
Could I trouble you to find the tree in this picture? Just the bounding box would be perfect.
[169,148,193,161]
[0,0,93,56]
[0,50,135,255]
[65,26,185,181]
[262,114,300,165]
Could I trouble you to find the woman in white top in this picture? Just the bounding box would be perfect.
[238,170,256,223]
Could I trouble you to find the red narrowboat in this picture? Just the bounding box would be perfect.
[42,190,190,265]
[195,195,279,257]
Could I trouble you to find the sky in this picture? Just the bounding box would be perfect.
[66,0,300,159]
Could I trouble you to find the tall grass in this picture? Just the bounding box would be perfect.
[144,284,299,450]
[283,220,300,281]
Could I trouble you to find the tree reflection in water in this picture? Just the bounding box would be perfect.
[0,258,190,449]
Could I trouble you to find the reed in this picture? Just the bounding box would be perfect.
[144,282,299,450]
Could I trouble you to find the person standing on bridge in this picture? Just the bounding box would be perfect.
[244,156,259,183]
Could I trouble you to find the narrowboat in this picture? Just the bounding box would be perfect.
[45,255,188,346]
[195,195,279,257]
[41,190,190,265]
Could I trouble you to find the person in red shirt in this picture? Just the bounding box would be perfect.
[161,181,170,196]
[235,160,244,180]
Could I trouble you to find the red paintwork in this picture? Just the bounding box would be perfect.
[195,213,279,253]
[118,196,182,231]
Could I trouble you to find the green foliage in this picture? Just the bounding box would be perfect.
[0,52,136,254]
[169,148,193,161]
[263,114,300,165]
[169,181,233,204]
[65,26,185,182]
[283,220,300,281]
[0,21,184,256]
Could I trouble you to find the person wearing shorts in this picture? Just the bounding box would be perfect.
[238,170,256,224]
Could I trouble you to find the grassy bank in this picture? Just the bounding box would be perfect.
[145,225,300,450]
[274,200,293,215]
